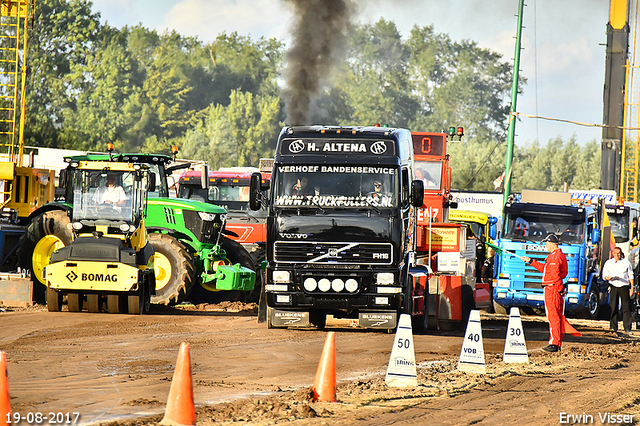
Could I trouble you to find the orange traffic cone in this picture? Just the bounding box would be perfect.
[160,342,196,426]
[312,332,336,402]
[1,351,10,425]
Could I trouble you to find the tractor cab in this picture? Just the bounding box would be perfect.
[68,161,151,231]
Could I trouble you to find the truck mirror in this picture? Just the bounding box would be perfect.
[592,228,600,244]
[200,164,210,190]
[250,172,263,211]
[489,223,497,240]
[58,169,68,190]
[148,173,156,192]
[410,180,424,207]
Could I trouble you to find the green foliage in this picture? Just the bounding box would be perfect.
[21,6,607,196]
[180,90,281,169]
[25,0,104,147]
[448,138,505,192]
[511,137,601,192]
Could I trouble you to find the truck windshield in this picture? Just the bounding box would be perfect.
[273,165,398,208]
[503,211,585,244]
[414,160,442,189]
[608,212,630,243]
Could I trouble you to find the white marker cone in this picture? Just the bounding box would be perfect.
[457,310,486,374]
[503,307,529,363]
[385,314,418,387]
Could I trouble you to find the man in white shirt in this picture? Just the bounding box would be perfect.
[602,247,635,335]
[92,174,127,207]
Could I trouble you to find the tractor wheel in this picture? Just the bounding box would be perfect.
[87,294,101,313]
[46,287,62,312]
[107,295,127,314]
[149,233,195,306]
[190,237,258,304]
[67,293,84,312]
[128,280,151,315]
[17,210,72,301]
[128,294,143,314]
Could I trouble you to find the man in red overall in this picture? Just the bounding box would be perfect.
[522,233,567,353]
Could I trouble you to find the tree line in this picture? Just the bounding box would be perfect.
[18,0,601,193]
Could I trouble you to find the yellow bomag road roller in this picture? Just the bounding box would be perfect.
[44,160,155,314]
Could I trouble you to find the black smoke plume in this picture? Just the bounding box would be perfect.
[281,0,356,125]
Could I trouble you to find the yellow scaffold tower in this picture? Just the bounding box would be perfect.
[0,0,54,220]
[623,0,640,202]
[0,0,33,167]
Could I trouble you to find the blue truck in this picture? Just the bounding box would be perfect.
[493,190,604,319]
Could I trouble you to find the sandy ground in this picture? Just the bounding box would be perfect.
[2,302,640,426]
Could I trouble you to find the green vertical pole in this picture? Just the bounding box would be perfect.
[503,0,525,206]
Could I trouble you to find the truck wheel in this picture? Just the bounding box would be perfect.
[492,300,508,315]
[46,287,62,312]
[245,246,266,303]
[67,293,84,312]
[149,233,195,306]
[17,210,72,296]
[266,306,275,329]
[412,287,428,334]
[309,310,326,329]
[486,283,495,313]
[586,284,600,320]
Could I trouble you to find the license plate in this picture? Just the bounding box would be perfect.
[527,294,544,301]
[524,244,547,251]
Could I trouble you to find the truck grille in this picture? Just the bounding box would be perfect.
[274,241,393,265]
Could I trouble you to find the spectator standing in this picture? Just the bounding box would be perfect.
[481,247,495,284]
[602,247,635,335]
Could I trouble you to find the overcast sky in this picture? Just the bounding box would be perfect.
[90,0,609,146]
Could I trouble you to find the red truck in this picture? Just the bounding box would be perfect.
[411,129,478,330]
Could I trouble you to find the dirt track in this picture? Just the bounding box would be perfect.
[2,302,640,426]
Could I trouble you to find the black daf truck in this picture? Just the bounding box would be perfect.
[249,125,425,330]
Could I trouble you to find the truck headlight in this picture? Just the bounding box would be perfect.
[197,211,217,221]
[376,273,394,285]
[497,280,510,288]
[567,284,580,294]
[72,222,83,230]
[304,278,317,291]
[318,278,331,292]
[331,279,344,292]
[273,271,290,283]
[345,279,358,292]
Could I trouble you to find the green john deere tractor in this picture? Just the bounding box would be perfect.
[18,150,255,307]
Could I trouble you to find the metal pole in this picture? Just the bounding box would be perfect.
[503,0,525,206]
